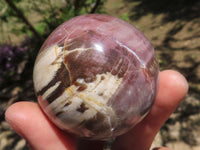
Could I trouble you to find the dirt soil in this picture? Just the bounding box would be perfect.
[105,0,200,149]
[0,0,200,150]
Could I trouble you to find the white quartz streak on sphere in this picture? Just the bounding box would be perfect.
[33,14,159,140]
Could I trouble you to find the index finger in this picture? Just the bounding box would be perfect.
[112,70,188,150]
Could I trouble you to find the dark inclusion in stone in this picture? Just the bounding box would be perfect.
[33,14,159,140]
[76,102,89,113]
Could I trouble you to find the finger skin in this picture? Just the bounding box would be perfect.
[111,70,188,150]
[5,101,106,150]
[5,102,77,150]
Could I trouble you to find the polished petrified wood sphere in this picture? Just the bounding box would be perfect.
[33,14,159,140]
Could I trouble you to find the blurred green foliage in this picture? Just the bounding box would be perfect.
[0,0,105,41]
[121,13,130,22]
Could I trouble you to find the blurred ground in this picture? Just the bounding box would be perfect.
[0,0,200,149]
[104,0,200,149]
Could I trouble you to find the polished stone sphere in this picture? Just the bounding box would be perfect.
[33,14,159,140]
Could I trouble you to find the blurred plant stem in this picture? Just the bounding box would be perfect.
[91,0,101,13]
[4,0,43,41]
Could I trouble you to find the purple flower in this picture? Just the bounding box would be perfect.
[0,44,26,81]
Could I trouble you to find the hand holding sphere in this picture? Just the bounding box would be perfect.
[5,14,188,150]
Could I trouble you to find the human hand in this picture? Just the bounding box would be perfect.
[5,70,188,150]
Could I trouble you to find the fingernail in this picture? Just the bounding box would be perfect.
[5,108,27,140]
[152,147,172,150]
[152,147,160,150]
